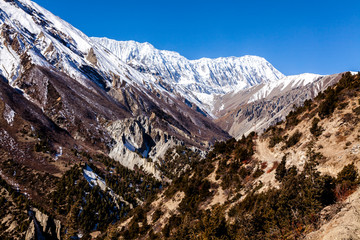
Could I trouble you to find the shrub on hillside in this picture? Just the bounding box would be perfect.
[353,106,360,115]
[335,163,359,201]
[269,135,283,148]
[336,163,359,184]
[283,130,302,149]
[275,157,287,182]
[318,88,338,119]
[310,118,324,137]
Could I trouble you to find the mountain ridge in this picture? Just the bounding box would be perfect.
[92,37,329,116]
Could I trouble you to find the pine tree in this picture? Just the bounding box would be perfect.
[275,156,287,182]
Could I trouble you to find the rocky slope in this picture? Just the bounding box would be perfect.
[305,186,360,240]
[214,73,342,138]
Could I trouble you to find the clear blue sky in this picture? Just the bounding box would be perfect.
[33,0,359,75]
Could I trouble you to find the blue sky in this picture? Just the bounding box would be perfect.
[34,0,359,75]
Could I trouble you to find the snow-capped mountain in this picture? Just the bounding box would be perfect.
[212,73,323,116]
[0,0,287,119]
[92,37,285,111]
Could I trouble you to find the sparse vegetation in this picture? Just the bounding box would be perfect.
[113,73,360,239]
[158,146,201,180]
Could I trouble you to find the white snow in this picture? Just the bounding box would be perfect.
[54,146,62,160]
[82,165,133,208]
[3,104,15,126]
[83,165,106,188]
[248,73,323,103]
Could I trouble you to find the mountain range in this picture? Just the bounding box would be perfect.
[0,0,358,239]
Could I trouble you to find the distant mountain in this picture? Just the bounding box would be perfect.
[92,37,285,113]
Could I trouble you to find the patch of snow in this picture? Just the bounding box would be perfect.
[3,104,15,126]
[83,165,106,188]
[54,146,62,160]
[82,165,133,209]
[219,103,225,111]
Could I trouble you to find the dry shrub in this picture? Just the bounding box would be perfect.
[261,161,268,170]
[267,161,279,173]
[335,182,357,201]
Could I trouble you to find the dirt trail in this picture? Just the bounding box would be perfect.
[253,139,284,190]
[254,139,280,167]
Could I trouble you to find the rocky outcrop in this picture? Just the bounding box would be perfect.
[107,116,183,179]
[86,47,98,66]
[25,208,61,240]
[305,188,360,240]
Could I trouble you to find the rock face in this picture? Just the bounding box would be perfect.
[305,188,360,240]
[107,116,185,179]
[25,208,61,240]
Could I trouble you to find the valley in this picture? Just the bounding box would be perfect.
[0,0,359,239]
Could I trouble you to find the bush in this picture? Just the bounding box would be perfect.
[318,88,337,119]
[337,163,359,184]
[353,107,360,115]
[152,209,163,222]
[284,130,302,148]
[253,168,264,179]
[310,118,324,137]
[338,102,349,110]
[285,109,300,128]
[275,157,287,182]
[335,163,359,201]
[269,135,283,148]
